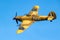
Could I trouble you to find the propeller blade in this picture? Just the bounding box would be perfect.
[13,12,19,24]
[16,20,18,24]
[15,12,17,17]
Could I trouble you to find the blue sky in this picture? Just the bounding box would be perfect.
[0,0,60,40]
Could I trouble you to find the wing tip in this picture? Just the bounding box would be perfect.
[16,30,24,34]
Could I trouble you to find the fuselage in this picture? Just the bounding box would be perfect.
[16,15,48,22]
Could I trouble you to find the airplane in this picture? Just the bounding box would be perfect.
[13,5,56,34]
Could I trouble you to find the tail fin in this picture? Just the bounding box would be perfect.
[48,11,56,21]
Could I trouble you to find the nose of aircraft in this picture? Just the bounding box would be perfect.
[13,17,16,20]
[13,17,18,24]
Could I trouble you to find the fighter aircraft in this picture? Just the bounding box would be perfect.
[13,5,56,34]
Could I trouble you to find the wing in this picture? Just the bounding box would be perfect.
[27,6,39,16]
[16,20,34,34]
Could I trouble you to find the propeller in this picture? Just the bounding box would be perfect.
[16,19,18,24]
[13,12,18,24]
[16,12,18,24]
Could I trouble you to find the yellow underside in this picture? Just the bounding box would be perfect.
[16,30,24,34]
[16,26,29,34]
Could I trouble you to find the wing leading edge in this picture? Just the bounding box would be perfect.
[16,20,34,34]
[27,6,39,16]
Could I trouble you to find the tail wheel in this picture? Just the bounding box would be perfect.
[50,20,52,22]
